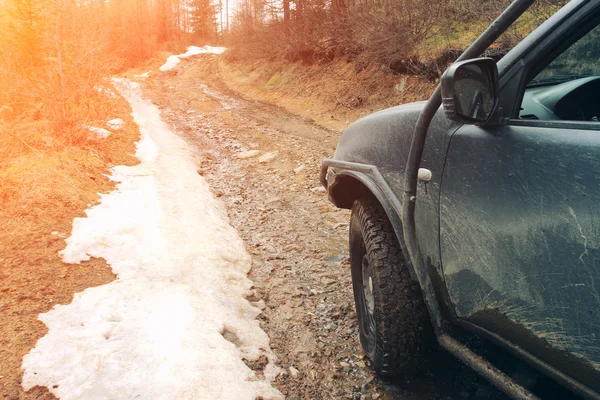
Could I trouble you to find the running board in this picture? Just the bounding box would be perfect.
[438,335,539,400]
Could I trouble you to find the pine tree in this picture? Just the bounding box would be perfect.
[190,0,216,42]
[8,0,46,68]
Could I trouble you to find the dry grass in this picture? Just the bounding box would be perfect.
[218,57,435,132]
[0,83,139,399]
[0,89,135,219]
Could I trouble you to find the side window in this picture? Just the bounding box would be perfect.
[519,24,600,122]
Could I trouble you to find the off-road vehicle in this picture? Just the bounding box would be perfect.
[322,1,600,398]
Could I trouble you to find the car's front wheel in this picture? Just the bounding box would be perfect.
[349,196,433,376]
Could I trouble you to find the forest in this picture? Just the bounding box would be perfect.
[0,0,217,150]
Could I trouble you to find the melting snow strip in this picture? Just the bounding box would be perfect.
[21,79,283,400]
[159,46,227,72]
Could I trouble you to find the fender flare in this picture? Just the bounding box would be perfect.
[323,158,446,334]
[322,159,415,282]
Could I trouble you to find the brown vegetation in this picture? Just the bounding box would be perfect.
[218,56,436,129]
[0,96,140,399]
[225,0,566,79]
[0,0,221,135]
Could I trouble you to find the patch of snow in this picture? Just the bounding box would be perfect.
[159,46,227,72]
[160,55,182,72]
[135,70,152,78]
[107,118,125,130]
[95,86,117,98]
[87,126,111,140]
[184,45,227,58]
[22,78,283,400]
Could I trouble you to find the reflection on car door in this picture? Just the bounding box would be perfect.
[439,122,600,390]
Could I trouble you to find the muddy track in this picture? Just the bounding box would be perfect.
[140,54,505,400]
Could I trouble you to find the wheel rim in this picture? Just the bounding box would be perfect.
[350,217,377,357]
[362,255,375,314]
[361,254,376,343]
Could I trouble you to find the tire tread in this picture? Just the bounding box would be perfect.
[350,196,432,376]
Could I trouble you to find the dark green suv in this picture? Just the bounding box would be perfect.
[322,1,600,398]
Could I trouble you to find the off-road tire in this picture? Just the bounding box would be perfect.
[349,196,433,376]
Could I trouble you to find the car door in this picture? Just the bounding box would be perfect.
[439,12,600,391]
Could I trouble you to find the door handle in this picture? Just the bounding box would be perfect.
[418,168,432,183]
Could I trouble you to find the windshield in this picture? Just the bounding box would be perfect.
[529,23,600,87]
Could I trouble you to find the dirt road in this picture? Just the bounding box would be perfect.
[140,54,505,400]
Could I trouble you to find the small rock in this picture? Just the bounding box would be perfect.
[310,186,326,192]
[51,231,58,235]
[293,164,306,174]
[361,376,375,389]
[340,361,350,368]
[395,77,408,93]
[372,394,380,400]
[259,151,278,163]
[324,255,346,266]
[288,366,300,378]
[237,150,260,159]
[256,300,266,310]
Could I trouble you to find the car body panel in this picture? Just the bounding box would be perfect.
[328,103,459,297]
[440,123,600,391]
[331,101,426,201]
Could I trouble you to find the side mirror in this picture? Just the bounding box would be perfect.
[441,58,499,124]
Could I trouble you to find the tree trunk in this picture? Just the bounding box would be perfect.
[53,0,67,131]
[283,0,289,23]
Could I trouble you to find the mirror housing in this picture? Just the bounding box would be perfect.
[441,57,499,124]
